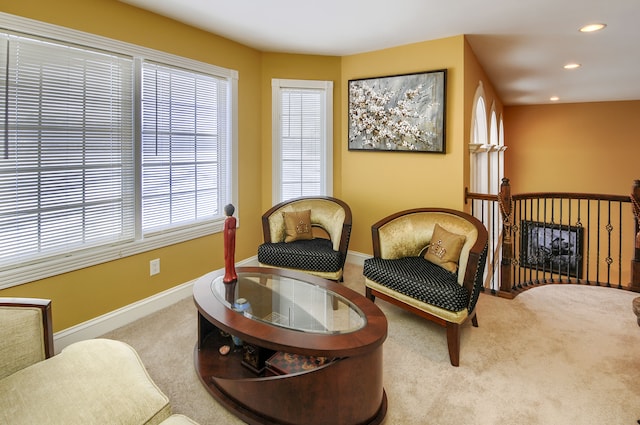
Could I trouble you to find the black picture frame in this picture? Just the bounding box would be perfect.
[520,220,584,278]
[348,69,446,153]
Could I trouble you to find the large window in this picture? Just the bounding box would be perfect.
[0,14,237,288]
[271,79,332,204]
[0,33,135,266]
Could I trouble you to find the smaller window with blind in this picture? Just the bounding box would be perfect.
[272,79,333,204]
[141,62,229,233]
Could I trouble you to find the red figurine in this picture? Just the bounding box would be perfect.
[223,204,238,284]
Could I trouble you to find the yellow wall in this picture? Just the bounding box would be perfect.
[0,2,498,331]
[340,36,468,253]
[504,101,640,195]
[0,0,264,330]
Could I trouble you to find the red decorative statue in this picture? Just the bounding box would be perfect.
[223,204,238,284]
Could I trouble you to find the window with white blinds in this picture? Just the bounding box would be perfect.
[272,79,333,204]
[141,62,228,233]
[0,14,237,288]
[0,33,135,266]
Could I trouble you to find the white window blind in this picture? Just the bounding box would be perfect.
[272,79,332,204]
[141,62,228,232]
[0,12,238,288]
[0,33,134,266]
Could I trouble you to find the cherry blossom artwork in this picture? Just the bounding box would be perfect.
[348,69,446,152]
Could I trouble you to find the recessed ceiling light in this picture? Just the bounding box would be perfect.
[564,63,581,70]
[580,23,606,33]
[550,96,560,102]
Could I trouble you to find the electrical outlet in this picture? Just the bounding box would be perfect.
[150,258,160,276]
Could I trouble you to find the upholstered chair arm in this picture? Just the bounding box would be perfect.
[261,213,274,244]
[0,298,53,380]
[337,220,352,269]
[463,243,488,314]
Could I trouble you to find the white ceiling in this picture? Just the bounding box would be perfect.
[119,0,640,105]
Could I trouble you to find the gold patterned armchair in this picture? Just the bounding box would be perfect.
[257,196,352,282]
[363,208,488,366]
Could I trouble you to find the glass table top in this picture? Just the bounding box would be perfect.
[210,271,366,334]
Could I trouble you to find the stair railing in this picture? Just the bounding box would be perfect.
[466,178,640,297]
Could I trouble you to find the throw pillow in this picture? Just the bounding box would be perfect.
[283,210,313,242]
[424,224,466,273]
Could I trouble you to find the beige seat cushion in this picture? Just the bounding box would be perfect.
[365,277,469,324]
[0,338,171,425]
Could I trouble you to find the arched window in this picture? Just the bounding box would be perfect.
[489,109,499,195]
[469,84,508,291]
[469,83,488,219]
[498,115,505,183]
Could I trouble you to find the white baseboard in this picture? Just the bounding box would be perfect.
[53,257,258,353]
[52,253,367,353]
[346,250,368,266]
[53,277,196,353]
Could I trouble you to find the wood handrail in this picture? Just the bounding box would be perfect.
[513,192,630,202]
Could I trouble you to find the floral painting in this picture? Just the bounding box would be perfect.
[348,70,446,152]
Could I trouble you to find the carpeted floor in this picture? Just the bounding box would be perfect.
[102,263,640,425]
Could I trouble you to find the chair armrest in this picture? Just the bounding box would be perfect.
[0,298,53,379]
[462,243,488,313]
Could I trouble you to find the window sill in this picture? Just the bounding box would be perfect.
[0,218,225,290]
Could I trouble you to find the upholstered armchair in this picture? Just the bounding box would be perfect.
[363,208,488,366]
[0,298,200,424]
[257,196,352,282]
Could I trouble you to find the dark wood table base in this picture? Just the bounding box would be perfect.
[194,322,387,425]
[194,319,387,425]
[193,267,388,425]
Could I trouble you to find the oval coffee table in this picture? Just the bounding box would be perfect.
[193,266,388,425]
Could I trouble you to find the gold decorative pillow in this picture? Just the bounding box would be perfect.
[424,224,466,273]
[283,210,313,242]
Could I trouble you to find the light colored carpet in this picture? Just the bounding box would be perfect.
[102,264,640,424]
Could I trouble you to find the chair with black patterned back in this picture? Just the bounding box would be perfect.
[258,196,352,283]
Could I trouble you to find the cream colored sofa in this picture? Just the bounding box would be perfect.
[0,298,199,425]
